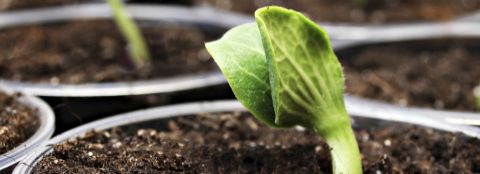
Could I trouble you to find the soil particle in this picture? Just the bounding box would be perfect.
[191,0,480,24]
[0,20,217,84]
[33,112,480,173]
[0,91,39,154]
[340,39,480,111]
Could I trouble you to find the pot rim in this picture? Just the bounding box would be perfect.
[0,90,55,171]
[0,3,253,97]
[324,21,480,42]
[12,100,480,173]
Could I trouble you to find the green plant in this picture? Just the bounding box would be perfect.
[107,0,151,68]
[352,0,368,7]
[475,84,480,110]
[206,6,362,174]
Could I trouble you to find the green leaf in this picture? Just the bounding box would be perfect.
[205,23,278,127]
[206,6,362,173]
[255,7,348,129]
[255,7,361,173]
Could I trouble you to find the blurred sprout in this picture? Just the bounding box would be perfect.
[107,0,151,69]
[475,84,480,110]
[352,0,368,7]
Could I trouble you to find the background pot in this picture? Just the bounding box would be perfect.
[333,22,480,126]
[0,3,252,134]
[12,100,480,173]
[0,3,253,97]
[126,0,480,25]
[0,89,55,171]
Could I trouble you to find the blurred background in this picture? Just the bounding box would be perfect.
[0,0,479,135]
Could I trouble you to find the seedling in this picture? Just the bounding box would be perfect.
[352,0,368,7]
[107,0,151,68]
[475,84,480,110]
[206,6,362,174]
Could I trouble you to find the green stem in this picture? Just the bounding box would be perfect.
[313,111,362,174]
[352,0,368,8]
[475,85,480,111]
[107,0,151,68]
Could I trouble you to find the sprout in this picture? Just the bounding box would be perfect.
[107,0,151,69]
[475,84,480,110]
[352,0,368,7]
[206,6,362,174]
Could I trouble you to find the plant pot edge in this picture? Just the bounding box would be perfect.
[0,89,55,170]
[12,99,480,173]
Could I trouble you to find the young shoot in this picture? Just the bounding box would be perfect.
[352,0,368,7]
[206,6,362,174]
[107,0,151,68]
[475,84,480,110]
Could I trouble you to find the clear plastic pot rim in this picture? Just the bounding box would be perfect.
[12,100,480,173]
[0,90,55,171]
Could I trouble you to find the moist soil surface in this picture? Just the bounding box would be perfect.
[0,91,39,155]
[0,20,218,84]
[33,112,480,173]
[191,0,480,24]
[339,39,480,111]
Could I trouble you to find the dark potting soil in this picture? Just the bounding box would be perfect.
[0,0,89,11]
[33,112,480,173]
[0,91,39,154]
[339,39,480,111]
[0,20,218,84]
[191,0,480,24]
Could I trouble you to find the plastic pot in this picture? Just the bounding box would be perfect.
[0,89,55,171]
[123,0,480,44]
[0,3,252,133]
[12,100,480,173]
[333,22,480,126]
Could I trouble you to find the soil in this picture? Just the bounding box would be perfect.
[190,0,480,24]
[0,91,39,155]
[0,166,14,174]
[33,112,480,173]
[338,38,480,111]
[0,0,89,11]
[0,20,219,84]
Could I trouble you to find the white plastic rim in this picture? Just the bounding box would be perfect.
[12,100,480,173]
[0,91,55,171]
[0,3,253,97]
[324,21,480,42]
